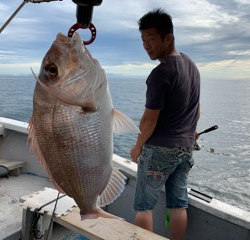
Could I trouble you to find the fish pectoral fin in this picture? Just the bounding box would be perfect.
[97,169,127,207]
[112,109,140,134]
[81,92,97,112]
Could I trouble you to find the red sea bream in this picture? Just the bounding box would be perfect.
[28,32,138,219]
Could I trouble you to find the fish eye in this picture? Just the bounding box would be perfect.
[45,64,58,77]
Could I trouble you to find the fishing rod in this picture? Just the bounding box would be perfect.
[197,125,218,136]
[194,125,218,151]
[166,126,219,229]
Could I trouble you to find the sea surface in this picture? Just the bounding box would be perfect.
[0,74,250,212]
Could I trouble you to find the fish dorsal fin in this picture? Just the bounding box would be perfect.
[112,109,140,134]
[97,169,127,207]
[31,68,97,111]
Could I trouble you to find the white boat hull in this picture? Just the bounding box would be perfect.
[1,117,250,240]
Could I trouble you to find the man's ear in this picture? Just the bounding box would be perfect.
[164,33,174,45]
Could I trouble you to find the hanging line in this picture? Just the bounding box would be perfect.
[0,0,62,36]
[0,1,27,35]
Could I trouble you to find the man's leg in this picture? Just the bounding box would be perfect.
[165,148,193,240]
[135,210,153,231]
[170,208,187,240]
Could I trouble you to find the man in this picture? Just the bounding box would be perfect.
[130,9,200,240]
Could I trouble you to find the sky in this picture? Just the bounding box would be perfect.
[0,0,250,80]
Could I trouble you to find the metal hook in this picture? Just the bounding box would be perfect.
[68,22,96,45]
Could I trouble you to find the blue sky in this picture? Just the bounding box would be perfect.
[0,0,250,80]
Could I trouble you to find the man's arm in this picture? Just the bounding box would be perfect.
[130,108,160,162]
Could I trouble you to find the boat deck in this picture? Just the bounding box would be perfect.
[0,173,86,240]
[1,173,168,240]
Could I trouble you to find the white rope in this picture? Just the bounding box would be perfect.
[0,0,63,35]
[0,1,27,35]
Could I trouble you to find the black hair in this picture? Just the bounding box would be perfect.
[138,8,174,39]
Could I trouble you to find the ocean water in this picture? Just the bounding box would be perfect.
[0,74,249,212]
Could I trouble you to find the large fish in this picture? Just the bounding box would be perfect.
[28,32,138,219]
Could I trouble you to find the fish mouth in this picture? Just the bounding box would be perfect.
[56,32,96,64]
[57,32,100,92]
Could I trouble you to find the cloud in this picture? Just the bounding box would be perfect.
[227,50,250,56]
[0,62,41,75]
[103,62,157,77]
[0,0,249,79]
[198,59,250,80]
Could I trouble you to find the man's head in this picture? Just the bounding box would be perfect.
[138,8,173,40]
[138,9,175,61]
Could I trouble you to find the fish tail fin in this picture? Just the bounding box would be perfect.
[97,168,127,207]
[112,109,140,134]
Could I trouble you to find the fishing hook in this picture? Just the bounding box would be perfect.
[68,22,97,45]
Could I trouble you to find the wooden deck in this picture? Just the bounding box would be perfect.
[54,207,168,240]
[20,188,168,240]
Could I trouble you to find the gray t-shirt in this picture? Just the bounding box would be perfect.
[145,53,200,148]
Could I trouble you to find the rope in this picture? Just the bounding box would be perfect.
[0,0,63,36]
[0,1,27,35]
[31,192,66,239]
[45,191,60,240]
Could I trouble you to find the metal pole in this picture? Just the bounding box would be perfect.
[0,1,27,35]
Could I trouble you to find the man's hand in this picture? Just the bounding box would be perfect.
[130,145,142,163]
[195,131,199,140]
